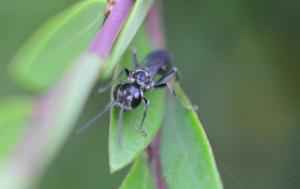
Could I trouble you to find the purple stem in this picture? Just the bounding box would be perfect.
[146,1,168,189]
[5,0,134,185]
[146,1,166,49]
[89,0,134,58]
[149,132,167,189]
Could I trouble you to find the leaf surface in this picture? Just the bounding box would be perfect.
[11,0,106,91]
[160,86,223,189]
[109,29,166,173]
[119,156,155,189]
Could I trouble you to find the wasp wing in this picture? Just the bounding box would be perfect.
[141,50,173,75]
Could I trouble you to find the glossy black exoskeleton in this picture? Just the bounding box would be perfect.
[113,82,143,110]
[77,49,196,146]
[127,49,173,91]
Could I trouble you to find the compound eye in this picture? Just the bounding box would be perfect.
[131,95,142,108]
[128,84,142,108]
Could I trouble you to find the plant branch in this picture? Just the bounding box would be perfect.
[0,1,134,188]
[146,1,168,189]
[89,0,134,58]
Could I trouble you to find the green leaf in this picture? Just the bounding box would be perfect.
[160,86,223,189]
[10,0,106,91]
[0,97,33,164]
[109,89,165,173]
[102,0,155,78]
[119,156,155,189]
[109,30,166,173]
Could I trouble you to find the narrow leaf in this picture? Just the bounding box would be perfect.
[109,88,165,173]
[0,97,33,164]
[119,156,155,189]
[160,86,223,189]
[11,0,106,91]
[109,30,166,172]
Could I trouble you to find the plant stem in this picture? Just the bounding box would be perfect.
[0,1,134,188]
[146,1,168,189]
[148,132,167,189]
[146,0,166,49]
[89,0,134,58]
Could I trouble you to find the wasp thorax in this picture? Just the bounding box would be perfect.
[129,70,152,90]
[133,70,148,82]
[113,83,143,110]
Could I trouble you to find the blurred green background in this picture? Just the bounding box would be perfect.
[0,0,299,188]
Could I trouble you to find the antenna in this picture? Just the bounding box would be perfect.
[76,101,116,134]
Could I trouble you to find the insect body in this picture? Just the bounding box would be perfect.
[77,49,196,146]
[127,50,173,91]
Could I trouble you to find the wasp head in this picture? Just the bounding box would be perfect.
[113,82,143,110]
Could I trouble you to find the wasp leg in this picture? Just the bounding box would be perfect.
[166,83,198,110]
[154,67,178,86]
[139,98,149,137]
[154,68,197,111]
[117,107,125,148]
[175,69,181,81]
[98,68,130,93]
[131,47,139,67]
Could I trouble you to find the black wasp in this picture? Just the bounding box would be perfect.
[77,49,196,146]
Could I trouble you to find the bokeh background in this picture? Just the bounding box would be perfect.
[1,0,299,188]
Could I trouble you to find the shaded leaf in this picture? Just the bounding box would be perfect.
[11,0,106,91]
[0,97,33,164]
[119,156,155,189]
[160,86,223,189]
